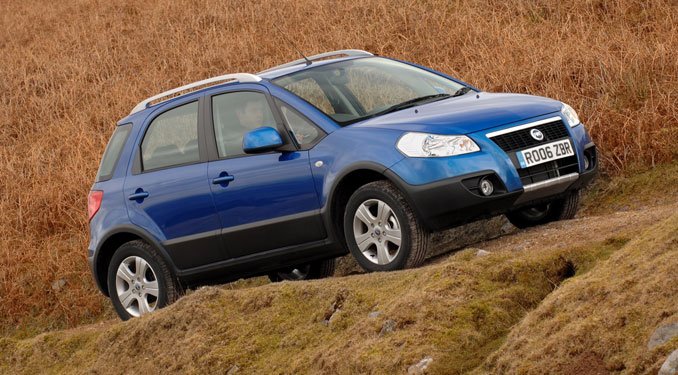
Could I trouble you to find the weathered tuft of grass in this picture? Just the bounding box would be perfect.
[1,0,676,333]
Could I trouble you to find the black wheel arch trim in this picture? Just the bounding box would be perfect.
[92,224,178,296]
[321,161,425,242]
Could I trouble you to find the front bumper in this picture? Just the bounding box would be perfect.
[386,115,598,231]
[387,164,597,231]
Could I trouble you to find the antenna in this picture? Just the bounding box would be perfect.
[273,23,311,66]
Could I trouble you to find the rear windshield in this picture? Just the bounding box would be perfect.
[96,124,132,182]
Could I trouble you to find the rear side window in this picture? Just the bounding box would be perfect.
[96,124,131,182]
[141,101,199,171]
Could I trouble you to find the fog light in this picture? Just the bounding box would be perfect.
[479,178,494,196]
[584,155,591,170]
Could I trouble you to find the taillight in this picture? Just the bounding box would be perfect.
[88,190,103,221]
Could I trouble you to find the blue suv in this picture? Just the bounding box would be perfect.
[88,50,597,319]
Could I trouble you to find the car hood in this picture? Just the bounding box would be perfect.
[352,92,563,134]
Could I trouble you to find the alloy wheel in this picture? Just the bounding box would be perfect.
[115,256,159,317]
[352,199,402,265]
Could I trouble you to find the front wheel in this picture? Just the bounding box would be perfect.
[107,240,180,320]
[505,190,580,229]
[344,180,429,272]
[268,258,336,282]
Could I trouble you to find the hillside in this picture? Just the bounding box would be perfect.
[1,0,677,373]
[0,0,677,335]
[1,195,676,374]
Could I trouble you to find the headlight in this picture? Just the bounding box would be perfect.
[396,133,480,157]
[561,103,581,127]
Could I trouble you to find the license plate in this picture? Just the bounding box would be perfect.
[516,139,574,168]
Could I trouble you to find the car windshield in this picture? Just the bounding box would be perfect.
[271,57,468,125]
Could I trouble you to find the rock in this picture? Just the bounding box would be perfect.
[328,309,341,324]
[322,292,346,325]
[322,309,342,326]
[500,221,515,234]
[407,356,433,374]
[648,323,678,350]
[659,349,678,375]
[476,249,490,257]
[51,279,66,291]
[379,319,397,336]
[226,364,239,374]
[368,311,381,319]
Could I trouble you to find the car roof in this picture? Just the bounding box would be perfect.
[258,55,371,80]
[119,50,375,124]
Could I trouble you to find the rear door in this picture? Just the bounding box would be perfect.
[124,99,225,270]
[206,88,326,259]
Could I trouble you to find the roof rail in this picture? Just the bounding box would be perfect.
[258,49,373,74]
[130,73,262,114]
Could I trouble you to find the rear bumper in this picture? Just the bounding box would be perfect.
[387,162,597,232]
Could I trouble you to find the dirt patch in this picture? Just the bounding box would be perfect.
[560,352,611,375]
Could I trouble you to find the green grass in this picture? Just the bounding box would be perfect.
[582,162,678,215]
[483,213,678,374]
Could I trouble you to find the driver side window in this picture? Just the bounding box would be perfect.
[212,91,277,158]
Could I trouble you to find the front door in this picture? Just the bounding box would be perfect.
[207,90,326,259]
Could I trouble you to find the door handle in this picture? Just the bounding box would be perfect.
[128,191,149,200]
[212,175,235,184]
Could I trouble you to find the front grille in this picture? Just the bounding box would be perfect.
[488,119,579,186]
[491,120,569,152]
[518,156,579,185]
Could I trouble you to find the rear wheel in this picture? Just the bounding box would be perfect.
[506,190,580,229]
[107,240,180,320]
[344,180,429,272]
[268,258,336,282]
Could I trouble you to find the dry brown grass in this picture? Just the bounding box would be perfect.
[0,0,676,333]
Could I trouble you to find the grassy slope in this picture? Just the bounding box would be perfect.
[2,209,675,374]
[483,213,677,374]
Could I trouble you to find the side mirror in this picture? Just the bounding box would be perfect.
[243,127,283,154]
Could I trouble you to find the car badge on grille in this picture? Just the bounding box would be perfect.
[530,129,544,141]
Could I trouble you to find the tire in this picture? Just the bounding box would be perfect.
[107,240,180,320]
[505,190,580,229]
[268,258,336,282]
[343,180,429,272]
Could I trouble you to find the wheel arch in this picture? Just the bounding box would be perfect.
[93,225,176,297]
[325,162,419,248]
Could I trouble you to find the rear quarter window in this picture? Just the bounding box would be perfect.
[141,101,199,171]
[96,123,132,182]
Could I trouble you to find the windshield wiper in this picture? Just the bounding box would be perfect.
[452,86,472,97]
[372,93,451,117]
